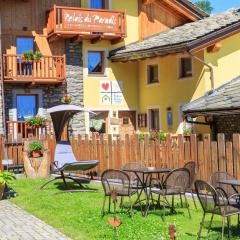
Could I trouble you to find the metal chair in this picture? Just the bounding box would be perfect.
[195,180,240,240]
[101,169,137,217]
[122,162,145,188]
[210,171,239,198]
[183,161,197,209]
[150,168,191,221]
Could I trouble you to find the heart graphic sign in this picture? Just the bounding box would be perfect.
[101,81,111,92]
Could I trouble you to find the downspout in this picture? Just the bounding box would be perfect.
[188,52,214,89]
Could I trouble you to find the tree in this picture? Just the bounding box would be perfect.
[194,0,214,14]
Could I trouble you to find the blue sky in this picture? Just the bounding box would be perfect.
[191,0,240,13]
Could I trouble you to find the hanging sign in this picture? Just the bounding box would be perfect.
[62,9,123,34]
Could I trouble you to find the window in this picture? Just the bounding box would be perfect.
[16,37,34,54]
[179,57,192,79]
[147,65,159,84]
[90,0,109,9]
[17,95,37,121]
[149,109,160,131]
[88,51,105,75]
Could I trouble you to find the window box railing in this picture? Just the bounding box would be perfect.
[3,54,66,84]
[47,5,126,44]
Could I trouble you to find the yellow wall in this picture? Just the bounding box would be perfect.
[136,33,240,134]
[204,33,240,90]
[83,0,140,111]
[137,51,205,133]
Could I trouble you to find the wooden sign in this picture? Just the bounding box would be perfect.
[62,9,123,34]
[110,118,122,125]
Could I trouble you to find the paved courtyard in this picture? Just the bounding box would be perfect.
[0,200,72,240]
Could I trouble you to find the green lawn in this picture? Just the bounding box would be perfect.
[9,178,240,240]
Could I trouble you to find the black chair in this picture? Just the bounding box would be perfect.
[101,169,137,217]
[150,168,191,221]
[183,161,197,209]
[195,180,240,240]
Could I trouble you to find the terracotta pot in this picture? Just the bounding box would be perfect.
[0,184,5,200]
[32,151,41,158]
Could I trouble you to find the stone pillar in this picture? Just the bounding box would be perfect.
[65,40,85,135]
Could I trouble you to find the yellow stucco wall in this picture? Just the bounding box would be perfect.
[204,33,240,90]
[83,0,139,111]
[137,51,205,133]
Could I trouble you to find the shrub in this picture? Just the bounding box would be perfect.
[159,131,166,141]
[26,115,46,127]
[29,141,43,152]
[139,134,145,141]
[183,127,193,135]
[0,172,16,186]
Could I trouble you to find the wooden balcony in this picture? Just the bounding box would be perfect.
[6,121,53,143]
[3,54,66,85]
[47,5,126,44]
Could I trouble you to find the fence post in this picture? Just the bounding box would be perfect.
[218,134,226,173]
[233,134,240,179]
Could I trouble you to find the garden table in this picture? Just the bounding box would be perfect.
[123,167,172,216]
[217,179,240,194]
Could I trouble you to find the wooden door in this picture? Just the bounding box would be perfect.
[119,111,136,138]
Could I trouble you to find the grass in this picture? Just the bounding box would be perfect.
[9,178,240,240]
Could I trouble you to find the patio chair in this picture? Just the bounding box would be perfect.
[150,168,191,221]
[195,180,240,240]
[122,162,145,188]
[182,161,197,209]
[101,169,137,217]
[39,142,99,190]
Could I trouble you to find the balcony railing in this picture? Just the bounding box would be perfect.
[3,54,66,84]
[47,5,126,44]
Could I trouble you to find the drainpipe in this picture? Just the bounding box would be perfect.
[188,52,214,89]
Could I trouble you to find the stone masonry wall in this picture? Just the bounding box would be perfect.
[214,114,240,140]
[65,40,85,135]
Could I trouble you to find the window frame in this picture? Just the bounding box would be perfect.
[16,94,38,121]
[147,64,159,85]
[85,47,108,77]
[147,106,161,132]
[88,0,111,9]
[178,56,193,80]
[87,50,105,75]
[16,36,35,55]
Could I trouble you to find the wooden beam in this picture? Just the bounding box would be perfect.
[111,37,124,45]
[207,42,222,53]
[142,0,156,5]
[91,36,102,44]
[71,35,83,43]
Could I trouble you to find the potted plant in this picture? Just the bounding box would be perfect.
[33,52,43,61]
[22,51,34,62]
[26,115,46,128]
[0,171,16,200]
[61,93,72,104]
[29,141,43,158]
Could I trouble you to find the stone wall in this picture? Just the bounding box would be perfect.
[214,114,240,140]
[3,40,85,136]
[65,40,85,135]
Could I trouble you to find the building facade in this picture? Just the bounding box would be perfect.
[0,0,240,140]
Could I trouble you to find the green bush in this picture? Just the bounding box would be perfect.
[26,115,46,127]
[183,127,193,135]
[29,141,43,152]
[33,52,43,60]
[0,171,16,186]
[159,131,166,141]
[139,134,145,141]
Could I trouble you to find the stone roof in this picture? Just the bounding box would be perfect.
[182,75,240,115]
[110,9,240,61]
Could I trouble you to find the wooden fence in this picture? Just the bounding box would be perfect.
[71,133,240,181]
[0,134,56,171]
[1,133,240,182]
